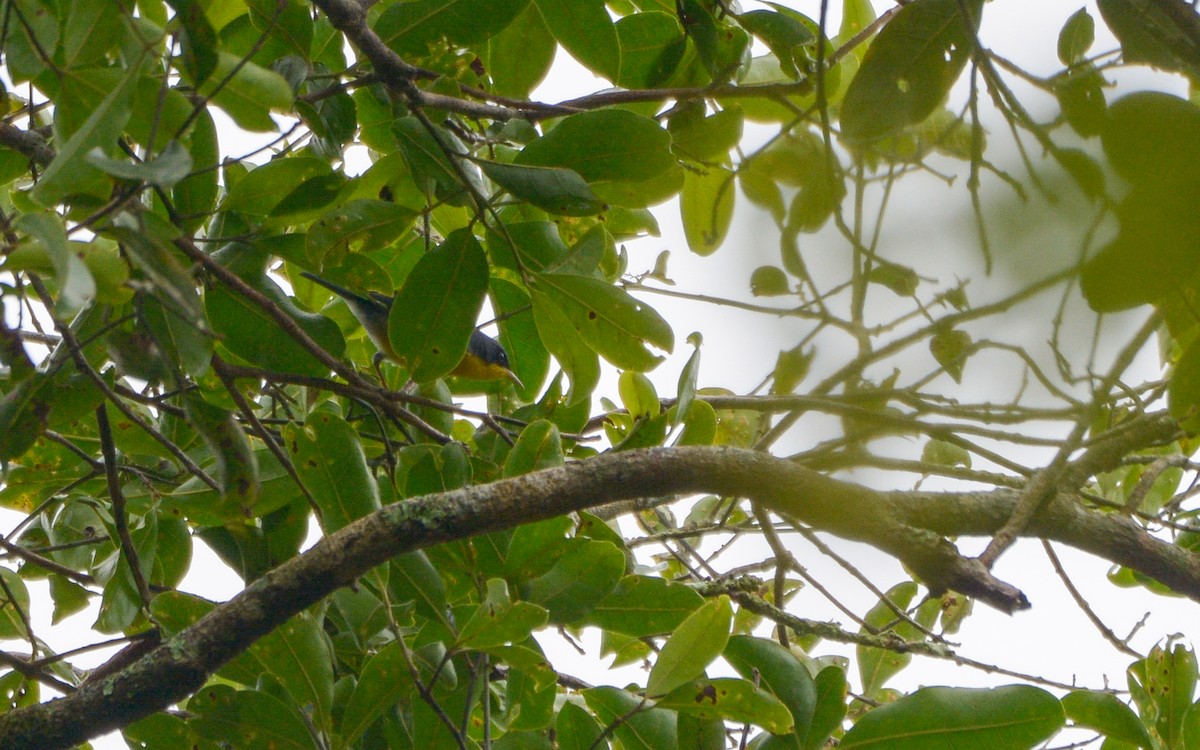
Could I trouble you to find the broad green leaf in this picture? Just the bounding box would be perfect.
[249,613,334,734]
[222,157,335,215]
[189,685,319,749]
[503,420,565,477]
[614,12,686,89]
[1141,642,1198,748]
[0,568,31,639]
[530,287,607,406]
[657,677,794,733]
[305,199,418,265]
[533,273,674,371]
[840,0,983,142]
[1058,8,1095,64]
[284,412,379,533]
[680,164,735,256]
[172,107,221,233]
[390,551,450,624]
[184,393,260,516]
[1102,91,1200,188]
[1080,184,1200,312]
[483,2,557,98]
[586,575,704,637]
[725,635,818,745]
[494,277,551,401]
[646,596,732,697]
[1062,691,1154,748]
[517,110,675,184]
[60,0,123,69]
[669,105,744,162]
[737,9,815,79]
[674,341,702,427]
[196,51,294,132]
[1098,0,1200,81]
[13,213,95,313]
[205,266,345,377]
[480,160,606,216]
[556,701,608,750]
[806,667,848,750]
[30,63,139,207]
[169,0,219,85]
[583,686,677,750]
[619,371,660,419]
[839,685,1064,750]
[86,140,194,187]
[374,0,530,57]
[387,229,489,382]
[930,329,971,383]
[535,0,620,80]
[457,579,550,649]
[393,115,481,203]
[521,539,625,623]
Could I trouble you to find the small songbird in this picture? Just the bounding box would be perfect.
[300,272,522,387]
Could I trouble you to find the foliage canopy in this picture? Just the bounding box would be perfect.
[0,1,1200,749]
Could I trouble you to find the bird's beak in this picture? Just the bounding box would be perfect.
[504,369,524,390]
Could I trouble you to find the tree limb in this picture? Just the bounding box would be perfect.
[0,438,1195,749]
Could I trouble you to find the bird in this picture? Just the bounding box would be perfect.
[300,271,522,388]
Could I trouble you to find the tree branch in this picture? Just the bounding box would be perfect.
[1,437,1195,749]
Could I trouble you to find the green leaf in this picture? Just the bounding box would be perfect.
[669,105,744,162]
[483,2,557,99]
[534,0,620,80]
[614,12,687,89]
[184,393,260,516]
[583,686,677,750]
[0,568,31,639]
[674,341,702,427]
[737,9,815,79]
[840,0,983,142]
[205,266,345,377]
[222,157,335,215]
[169,0,219,85]
[249,613,334,733]
[392,115,481,203]
[284,412,379,533]
[556,701,608,750]
[680,163,736,256]
[725,635,818,744]
[86,139,194,187]
[751,266,791,296]
[1058,8,1095,65]
[533,273,674,371]
[657,677,794,734]
[30,64,139,207]
[457,579,550,649]
[189,685,320,749]
[646,595,732,697]
[521,540,625,623]
[1098,0,1200,81]
[1141,642,1198,748]
[14,213,95,313]
[1101,91,1200,188]
[387,229,489,382]
[1062,691,1154,748]
[921,439,972,469]
[306,199,417,265]
[930,329,971,383]
[374,0,531,57]
[480,160,606,216]
[172,107,220,233]
[529,288,601,406]
[806,667,848,750]
[839,685,1064,750]
[619,371,660,419]
[517,110,675,184]
[503,420,565,477]
[586,575,704,637]
[195,51,294,132]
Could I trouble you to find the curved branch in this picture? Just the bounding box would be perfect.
[1,437,1196,749]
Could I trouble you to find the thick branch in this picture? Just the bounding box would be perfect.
[2,442,1198,749]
